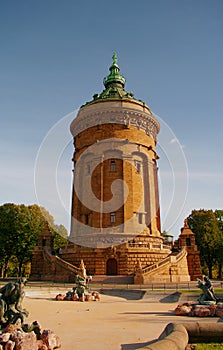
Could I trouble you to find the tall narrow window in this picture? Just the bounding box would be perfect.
[110,160,116,171]
[85,214,89,225]
[110,212,116,223]
[186,237,191,246]
[138,213,143,224]
[186,237,191,247]
[135,160,141,173]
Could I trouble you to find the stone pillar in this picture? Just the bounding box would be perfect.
[178,219,202,280]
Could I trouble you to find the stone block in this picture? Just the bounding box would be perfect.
[216,302,223,317]
[175,303,193,316]
[14,332,38,350]
[41,330,61,350]
[5,341,15,350]
[0,333,10,343]
[191,304,216,317]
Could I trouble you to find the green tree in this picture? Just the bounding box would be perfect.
[0,203,47,277]
[38,207,68,251]
[215,210,223,230]
[0,203,20,277]
[0,203,68,277]
[13,204,47,276]
[52,224,68,251]
[214,210,223,278]
[188,209,221,278]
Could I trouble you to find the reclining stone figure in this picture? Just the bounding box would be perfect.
[0,277,29,327]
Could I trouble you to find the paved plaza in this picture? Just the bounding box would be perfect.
[22,286,221,350]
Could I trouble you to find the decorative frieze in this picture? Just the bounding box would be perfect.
[70,107,160,141]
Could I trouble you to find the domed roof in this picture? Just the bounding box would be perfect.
[82,54,147,107]
[71,54,160,142]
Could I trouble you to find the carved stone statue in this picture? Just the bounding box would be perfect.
[0,278,29,327]
[197,276,217,305]
[74,272,88,301]
[79,259,87,279]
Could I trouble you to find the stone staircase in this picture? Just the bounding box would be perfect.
[135,247,190,283]
[43,248,134,284]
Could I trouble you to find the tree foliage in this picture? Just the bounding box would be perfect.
[214,210,223,278]
[188,209,222,278]
[0,203,68,277]
[52,224,68,251]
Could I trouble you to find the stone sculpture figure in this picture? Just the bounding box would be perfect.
[0,277,29,327]
[197,276,217,305]
[74,272,88,301]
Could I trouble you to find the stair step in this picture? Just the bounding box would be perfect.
[90,275,134,284]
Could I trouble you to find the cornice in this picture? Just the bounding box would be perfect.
[70,107,160,141]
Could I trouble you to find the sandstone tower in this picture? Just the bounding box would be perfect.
[64,54,185,280]
[70,54,161,247]
[31,55,194,282]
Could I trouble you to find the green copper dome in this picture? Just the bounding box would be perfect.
[73,54,159,141]
[82,54,144,106]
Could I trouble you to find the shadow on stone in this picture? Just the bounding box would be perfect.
[121,339,157,349]
[99,289,145,300]
[120,311,174,316]
[160,292,181,303]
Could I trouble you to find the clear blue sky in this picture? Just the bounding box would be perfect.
[1,0,223,238]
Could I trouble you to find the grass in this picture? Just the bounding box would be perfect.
[191,344,223,349]
[179,289,223,294]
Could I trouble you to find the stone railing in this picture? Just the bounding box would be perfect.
[175,247,187,262]
[128,242,170,250]
[141,248,187,275]
[43,247,81,274]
